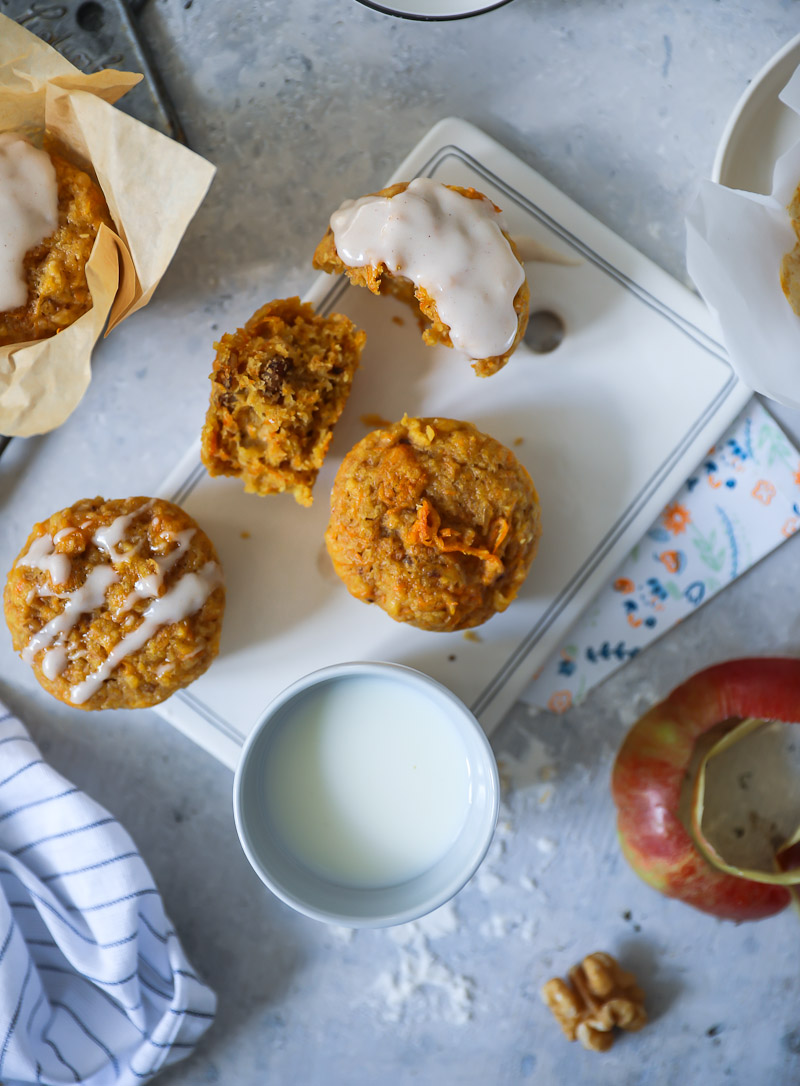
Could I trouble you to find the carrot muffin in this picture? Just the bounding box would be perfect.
[313,179,529,377]
[325,417,541,632]
[781,181,800,317]
[0,134,114,347]
[3,497,225,711]
[201,296,366,506]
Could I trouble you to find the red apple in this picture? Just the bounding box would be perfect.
[611,658,800,921]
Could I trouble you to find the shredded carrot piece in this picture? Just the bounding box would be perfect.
[408,500,507,584]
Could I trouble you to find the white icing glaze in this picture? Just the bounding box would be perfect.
[69,561,222,705]
[41,645,69,680]
[17,534,71,587]
[92,500,154,562]
[119,528,195,614]
[22,563,119,665]
[53,527,79,543]
[0,134,58,311]
[19,500,221,700]
[330,178,525,359]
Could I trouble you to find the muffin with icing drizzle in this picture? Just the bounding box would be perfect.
[0,133,115,348]
[312,179,529,377]
[325,416,541,632]
[3,497,225,711]
[201,296,366,506]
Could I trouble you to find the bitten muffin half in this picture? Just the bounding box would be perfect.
[201,296,366,506]
[325,416,541,632]
[313,180,529,377]
[0,137,114,347]
[4,496,225,710]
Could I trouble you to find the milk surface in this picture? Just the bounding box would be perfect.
[264,675,472,888]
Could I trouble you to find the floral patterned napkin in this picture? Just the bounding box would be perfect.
[523,399,800,712]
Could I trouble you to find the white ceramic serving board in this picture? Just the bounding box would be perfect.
[154,117,750,770]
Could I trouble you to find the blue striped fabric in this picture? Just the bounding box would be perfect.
[0,705,216,1085]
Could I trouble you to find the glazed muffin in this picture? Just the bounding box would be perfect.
[325,417,541,632]
[4,497,225,711]
[0,136,115,347]
[201,296,366,506]
[313,179,529,377]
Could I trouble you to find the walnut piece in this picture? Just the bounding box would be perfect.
[541,952,647,1052]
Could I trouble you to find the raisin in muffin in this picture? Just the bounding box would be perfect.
[201,296,366,506]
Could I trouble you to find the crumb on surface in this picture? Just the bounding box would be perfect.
[361,412,392,428]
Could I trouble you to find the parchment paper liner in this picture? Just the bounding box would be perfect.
[0,17,216,437]
[686,66,800,410]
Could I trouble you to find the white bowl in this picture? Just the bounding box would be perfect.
[354,0,514,21]
[233,661,499,927]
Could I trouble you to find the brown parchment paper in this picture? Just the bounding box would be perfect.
[0,16,217,437]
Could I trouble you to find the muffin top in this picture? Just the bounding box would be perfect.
[325,416,541,632]
[4,497,225,710]
[0,137,114,347]
[313,181,529,377]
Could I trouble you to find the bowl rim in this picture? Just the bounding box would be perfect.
[232,660,500,927]
[353,0,515,22]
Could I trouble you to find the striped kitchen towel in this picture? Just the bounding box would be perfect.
[0,703,215,1085]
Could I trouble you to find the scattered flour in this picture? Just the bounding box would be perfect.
[328,925,355,943]
[479,911,539,941]
[496,729,559,794]
[519,918,537,942]
[473,829,508,894]
[389,901,459,945]
[476,869,504,895]
[374,907,473,1025]
[480,913,514,938]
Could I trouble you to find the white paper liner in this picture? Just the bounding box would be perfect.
[686,67,800,408]
[0,16,216,437]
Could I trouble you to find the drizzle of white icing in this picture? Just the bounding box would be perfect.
[22,564,119,665]
[17,534,71,587]
[330,178,525,360]
[53,527,79,543]
[0,134,59,311]
[92,500,154,563]
[69,561,222,705]
[118,528,195,615]
[19,500,221,699]
[41,645,69,681]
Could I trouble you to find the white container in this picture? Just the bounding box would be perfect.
[233,661,499,927]
[354,0,514,21]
